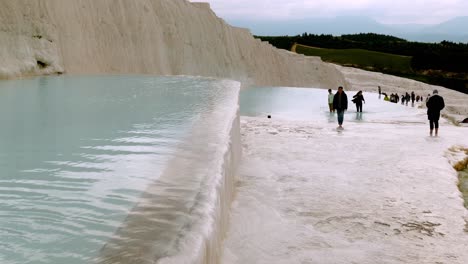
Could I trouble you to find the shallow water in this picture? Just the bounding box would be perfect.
[240,87,424,123]
[227,87,468,263]
[0,76,236,264]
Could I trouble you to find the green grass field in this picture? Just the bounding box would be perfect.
[295,44,413,73]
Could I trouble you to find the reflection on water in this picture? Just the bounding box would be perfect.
[355,112,363,121]
[0,76,235,264]
[327,112,335,123]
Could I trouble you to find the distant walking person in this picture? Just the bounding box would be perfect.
[405,92,410,105]
[426,89,445,137]
[352,91,365,112]
[378,86,381,96]
[333,86,348,130]
[328,89,335,113]
[411,91,415,105]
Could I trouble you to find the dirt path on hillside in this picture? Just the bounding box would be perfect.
[291,43,297,52]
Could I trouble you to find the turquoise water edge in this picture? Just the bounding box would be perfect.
[0,76,235,264]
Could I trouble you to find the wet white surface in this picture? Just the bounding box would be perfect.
[224,89,468,264]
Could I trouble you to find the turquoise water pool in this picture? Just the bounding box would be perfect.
[0,76,238,264]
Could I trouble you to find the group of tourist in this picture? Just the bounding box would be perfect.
[379,87,426,107]
[328,86,445,136]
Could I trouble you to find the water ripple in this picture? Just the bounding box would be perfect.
[0,75,228,263]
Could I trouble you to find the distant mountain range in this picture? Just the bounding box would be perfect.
[227,16,468,43]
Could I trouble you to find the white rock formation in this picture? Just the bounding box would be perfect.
[0,0,347,89]
[2,0,465,118]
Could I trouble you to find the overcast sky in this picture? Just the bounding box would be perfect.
[192,0,468,24]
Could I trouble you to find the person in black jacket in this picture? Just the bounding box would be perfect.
[352,91,365,112]
[426,89,445,136]
[333,86,348,130]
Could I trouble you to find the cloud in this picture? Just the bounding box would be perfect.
[370,0,468,24]
[191,0,468,24]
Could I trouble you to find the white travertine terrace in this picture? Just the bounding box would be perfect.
[0,0,347,89]
[1,1,467,263]
[1,0,466,117]
[96,79,242,264]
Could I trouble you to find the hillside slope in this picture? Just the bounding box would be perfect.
[0,0,346,89]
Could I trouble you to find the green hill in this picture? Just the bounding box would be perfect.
[257,33,468,94]
[295,44,413,74]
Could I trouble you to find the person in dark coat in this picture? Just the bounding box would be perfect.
[333,86,348,130]
[352,91,365,112]
[426,89,445,136]
[405,92,410,105]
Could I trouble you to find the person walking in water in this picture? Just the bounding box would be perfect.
[426,89,445,137]
[333,86,348,130]
[328,89,335,113]
[352,91,365,112]
[405,92,410,106]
